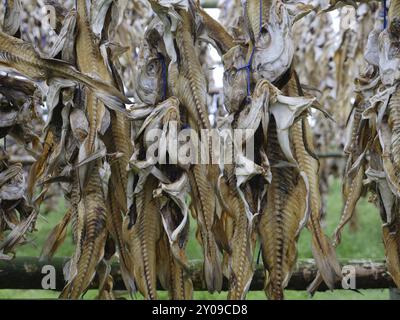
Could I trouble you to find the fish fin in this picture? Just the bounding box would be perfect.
[311,234,341,290]
[204,252,223,293]
[44,58,130,110]
[39,209,72,261]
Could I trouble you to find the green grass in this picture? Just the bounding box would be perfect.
[0,178,390,299]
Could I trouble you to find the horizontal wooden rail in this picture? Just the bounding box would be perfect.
[0,257,396,292]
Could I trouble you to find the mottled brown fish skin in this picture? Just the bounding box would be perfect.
[174,9,210,131]
[75,0,108,161]
[389,90,400,185]
[334,165,364,247]
[193,2,235,53]
[284,73,341,289]
[123,176,161,300]
[382,214,400,288]
[159,232,193,300]
[60,163,107,299]
[222,165,255,300]
[258,120,306,300]
[189,164,222,293]
[245,0,273,42]
[0,30,127,105]
[109,111,132,212]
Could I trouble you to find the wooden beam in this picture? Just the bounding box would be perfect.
[0,257,396,292]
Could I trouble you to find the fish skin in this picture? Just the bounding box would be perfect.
[222,45,249,113]
[168,7,222,293]
[344,94,364,156]
[157,230,193,300]
[122,175,161,300]
[106,186,136,294]
[188,164,223,293]
[189,0,235,54]
[245,0,273,43]
[61,0,122,299]
[106,110,132,212]
[389,0,400,28]
[60,163,107,299]
[244,0,294,83]
[170,9,210,131]
[155,175,194,300]
[27,130,55,201]
[283,72,341,290]
[0,30,129,109]
[135,25,166,106]
[40,209,72,261]
[385,2,400,284]
[382,215,400,288]
[258,119,307,300]
[92,0,134,293]
[220,165,255,300]
[388,89,400,189]
[75,0,109,189]
[3,0,21,36]
[334,164,365,247]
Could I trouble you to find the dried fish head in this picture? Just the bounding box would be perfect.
[135,35,167,106]
[250,0,295,83]
[222,45,249,113]
[378,29,400,86]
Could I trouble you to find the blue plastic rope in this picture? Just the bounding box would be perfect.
[157,53,167,101]
[383,0,388,29]
[237,47,255,97]
[237,0,263,97]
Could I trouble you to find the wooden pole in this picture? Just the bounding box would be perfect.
[0,257,396,292]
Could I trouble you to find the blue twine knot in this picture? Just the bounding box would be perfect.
[237,47,255,98]
[238,0,263,98]
[157,53,167,101]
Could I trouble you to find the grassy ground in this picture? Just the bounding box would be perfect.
[0,178,390,299]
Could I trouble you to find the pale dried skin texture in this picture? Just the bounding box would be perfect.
[189,164,223,293]
[157,209,193,300]
[259,121,307,300]
[160,6,222,293]
[148,0,189,63]
[283,73,341,290]
[60,164,108,299]
[106,186,136,294]
[219,166,256,300]
[134,22,166,106]
[378,30,400,86]
[190,0,235,55]
[2,0,21,36]
[335,163,365,247]
[382,216,400,288]
[0,150,36,259]
[0,30,128,110]
[387,89,400,191]
[169,9,210,131]
[40,209,72,261]
[75,0,109,190]
[102,1,135,294]
[245,0,294,83]
[222,45,249,113]
[122,175,161,300]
